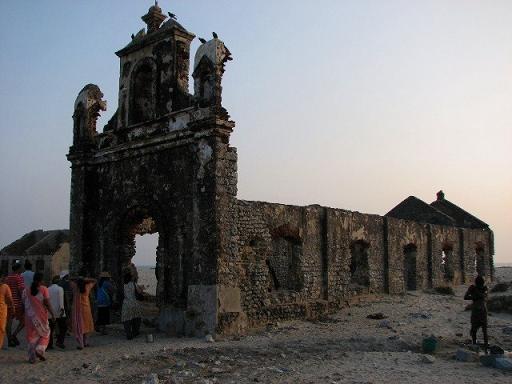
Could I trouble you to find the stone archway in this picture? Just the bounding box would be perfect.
[113,205,173,311]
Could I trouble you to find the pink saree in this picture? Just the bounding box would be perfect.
[22,286,50,362]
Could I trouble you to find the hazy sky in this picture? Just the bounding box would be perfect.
[0,1,510,266]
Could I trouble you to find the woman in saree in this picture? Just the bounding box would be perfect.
[71,277,96,349]
[0,273,14,350]
[22,272,55,363]
[121,271,143,340]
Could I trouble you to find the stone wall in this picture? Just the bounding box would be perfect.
[227,202,495,328]
[430,225,463,286]
[385,217,429,294]
[234,203,387,326]
[461,228,494,282]
[326,209,385,301]
[233,201,325,327]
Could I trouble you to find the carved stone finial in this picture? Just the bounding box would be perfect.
[192,37,233,114]
[73,84,107,146]
[142,2,167,33]
[437,190,445,201]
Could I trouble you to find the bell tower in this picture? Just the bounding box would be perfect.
[68,3,242,337]
[113,2,195,128]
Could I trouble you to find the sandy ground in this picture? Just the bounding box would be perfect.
[1,268,511,384]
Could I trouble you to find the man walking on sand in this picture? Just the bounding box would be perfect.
[464,275,489,350]
[48,276,67,349]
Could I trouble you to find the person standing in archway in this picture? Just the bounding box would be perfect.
[123,258,139,283]
[121,271,142,340]
[464,275,489,350]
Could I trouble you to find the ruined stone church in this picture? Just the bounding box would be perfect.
[68,4,494,336]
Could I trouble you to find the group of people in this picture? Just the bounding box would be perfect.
[0,259,492,363]
[0,259,145,363]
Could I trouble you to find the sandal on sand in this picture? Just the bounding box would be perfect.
[35,352,46,361]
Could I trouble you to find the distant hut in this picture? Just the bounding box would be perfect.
[0,229,70,283]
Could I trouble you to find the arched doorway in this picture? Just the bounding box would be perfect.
[475,243,486,277]
[403,244,417,291]
[129,59,156,125]
[133,233,159,295]
[350,240,370,288]
[115,206,167,316]
[441,244,454,283]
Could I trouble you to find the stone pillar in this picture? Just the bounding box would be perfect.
[68,157,87,276]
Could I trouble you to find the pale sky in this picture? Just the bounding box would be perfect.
[0,1,511,266]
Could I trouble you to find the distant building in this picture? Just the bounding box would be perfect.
[0,229,70,283]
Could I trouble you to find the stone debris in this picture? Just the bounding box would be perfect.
[409,312,433,320]
[367,313,387,320]
[494,358,512,371]
[489,345,505,355]
[480,354,512,371]
[420,354,436,364]
[455,349,479,362]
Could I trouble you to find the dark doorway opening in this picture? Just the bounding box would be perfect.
[442,245,454,282]
[350,240,370,288]
[117,209,164,323]
[403,244,417,291]
[268,236,303,292]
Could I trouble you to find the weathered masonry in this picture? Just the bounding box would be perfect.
[68,4,494,337]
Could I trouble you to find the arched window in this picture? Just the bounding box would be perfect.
[129,60,156,125]
[442,244,454,282]
[403,244,417,291]
[475,244,486,277]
